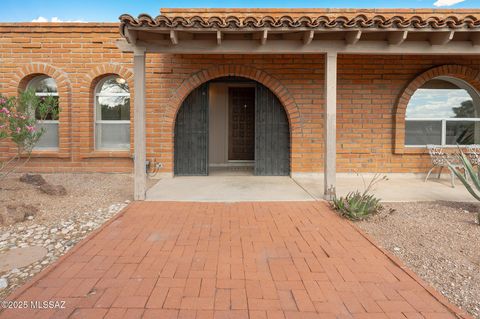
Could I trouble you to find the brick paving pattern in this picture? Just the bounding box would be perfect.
[0,202,467,319]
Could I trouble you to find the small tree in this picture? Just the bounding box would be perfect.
[0,89,58,180]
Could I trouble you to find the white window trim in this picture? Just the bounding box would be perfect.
[94,76,130,151]
[405,117,480,147]
[28,77,60,151]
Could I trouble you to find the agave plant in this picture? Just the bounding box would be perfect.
[332,191,383,221]
[448,149,480,225]
[448,149,480,201]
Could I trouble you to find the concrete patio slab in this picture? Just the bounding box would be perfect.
[0,202,469,319]
[295,174,475,202]
[146,176,315,201]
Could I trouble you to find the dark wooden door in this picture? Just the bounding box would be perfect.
[255,84,290,176]
[228,87,255,160]
[174,83,209,176]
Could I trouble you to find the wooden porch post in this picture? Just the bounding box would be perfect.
[324,52,337,200]
[133,47,146,200]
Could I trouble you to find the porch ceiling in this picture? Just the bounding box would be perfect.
[118,9,480,54]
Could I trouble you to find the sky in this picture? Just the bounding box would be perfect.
[406,89,472,118]
[0,0,477,22]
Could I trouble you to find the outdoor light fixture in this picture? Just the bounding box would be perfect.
[116,77,126,84]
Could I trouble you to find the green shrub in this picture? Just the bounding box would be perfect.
[332,191,383,221]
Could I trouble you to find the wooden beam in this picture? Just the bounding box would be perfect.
[170,30,178,45]
[118,38,480,55]
[388,31,408,45]
[303,30,314,45]
[261,29,268,45]
[429,31,454,46]
[345,30,361,45]
[324,52,337,200]
[217,30,222,45]
[133,47,147,201]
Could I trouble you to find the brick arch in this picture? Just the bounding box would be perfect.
[9,63,72,156]
[160,64,303,175]
[11,63,72,99]
[165,64,303,133]
[78,64,134,153]
[80,64,134,93]
[394,64,480,154]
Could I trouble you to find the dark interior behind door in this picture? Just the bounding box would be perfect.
[228,87,255,161]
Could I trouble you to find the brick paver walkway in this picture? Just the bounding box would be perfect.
[1,202,468,319]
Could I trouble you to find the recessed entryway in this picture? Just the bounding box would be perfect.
[174,76,290,176]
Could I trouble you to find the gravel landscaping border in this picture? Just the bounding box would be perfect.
[0,173,134,298]
[357,201,480,319]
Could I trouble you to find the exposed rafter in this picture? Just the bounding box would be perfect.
[303,30,314,45]
[217,30,222,45]
[345,30,361,45]
[388,31,408,45]
[261,29,268,45]
[472,32,480,46]
[429,31,454,45]
[170,30,178,45]
[116,38,480,55]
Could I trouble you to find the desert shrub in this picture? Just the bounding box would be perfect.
[0,89,57,180]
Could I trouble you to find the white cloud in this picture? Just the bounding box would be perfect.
[433,0,465,7]
[406,89,472,118]
[31,16,85,23]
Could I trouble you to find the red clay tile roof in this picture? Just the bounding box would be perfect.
[119,8,480,32]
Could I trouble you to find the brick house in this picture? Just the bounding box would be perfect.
[1,8,480,200]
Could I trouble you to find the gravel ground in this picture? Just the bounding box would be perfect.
[0,173,135,298]
[357,201,480,319]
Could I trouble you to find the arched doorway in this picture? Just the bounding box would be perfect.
[174,76,290,176]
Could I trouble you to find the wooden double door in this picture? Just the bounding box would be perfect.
[174,82,290,176]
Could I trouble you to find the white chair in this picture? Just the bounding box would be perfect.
[425,145,463,187]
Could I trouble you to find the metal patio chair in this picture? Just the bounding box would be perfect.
[465,144,480,167]
[425,145,463,187]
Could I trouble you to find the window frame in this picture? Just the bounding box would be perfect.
[27,75,60,151]
[405,117,480,147]
[404,76,480,148]
[94,75,131,151]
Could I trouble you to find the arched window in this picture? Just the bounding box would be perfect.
[95,75,130,150]
[28,75,59,150]
[405,76,480,146]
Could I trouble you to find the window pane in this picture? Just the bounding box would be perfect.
[97,96,130,121]
[99,77,129,94]
[446,121,480,145]
[95,123,130,150]
[405,120,442,145]
[406,79,474,119]
[35,96,59,120]
[35,122,58,149]
[30,76,58,94]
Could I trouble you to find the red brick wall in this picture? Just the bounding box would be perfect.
[1,23,479,174]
